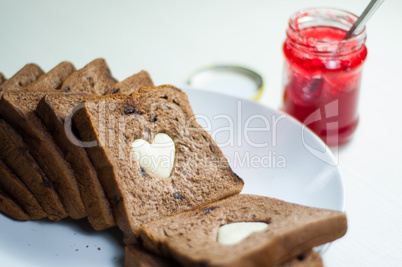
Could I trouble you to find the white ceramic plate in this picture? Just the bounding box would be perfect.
[0,87,344,267]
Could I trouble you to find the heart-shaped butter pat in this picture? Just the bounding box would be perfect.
[218,222,268,245]
[130,133,175,179]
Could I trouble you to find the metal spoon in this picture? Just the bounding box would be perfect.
[343,0,385,39]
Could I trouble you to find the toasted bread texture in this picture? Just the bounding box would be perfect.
[73,85,244,244]
[0,89,86,219]
[60,58,117,94]
[139,194,346,267]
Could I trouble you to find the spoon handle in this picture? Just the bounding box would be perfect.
[343,0,385,39]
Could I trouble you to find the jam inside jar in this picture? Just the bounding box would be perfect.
[282,8,367,146]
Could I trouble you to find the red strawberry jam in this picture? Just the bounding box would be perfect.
[282,9,367,146]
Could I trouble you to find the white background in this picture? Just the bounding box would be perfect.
[0,0,401,266]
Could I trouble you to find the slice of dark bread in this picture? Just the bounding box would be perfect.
[36,92,115,230]
[0,118,67,221]
[0,159,46,220]
[0,188,30,221]
[0,73,6,85]
[0,89,86,219]
[139,194,347,267]
[124,245,323,267]
[107,70,154,95]
[60,58,117,94]
[0,64,44,96]
[26,61,76,90]
[73,85,244,244]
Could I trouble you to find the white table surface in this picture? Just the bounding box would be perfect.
[1,0,401,266]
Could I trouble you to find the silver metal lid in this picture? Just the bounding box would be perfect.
[187,65,264,100]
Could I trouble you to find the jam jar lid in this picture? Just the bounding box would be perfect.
[187,65,263,100]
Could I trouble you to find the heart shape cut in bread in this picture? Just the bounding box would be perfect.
[130,133,175,179]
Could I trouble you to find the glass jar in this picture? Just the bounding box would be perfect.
[282,8,367,146]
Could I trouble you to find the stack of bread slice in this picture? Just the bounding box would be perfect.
[0,59,347,266]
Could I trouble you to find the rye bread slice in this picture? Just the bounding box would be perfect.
[124,245,323,267]
[0,73,6,85]
[0,188,30,221]
[0,159,46,220]
[0,89,86,219]
[26,61,76,90]
[36,92,115,230]
[0,118,67,220]
[0,64,44,96]
[60,58,117,94]
[108,70,154,95]
[139,194,347,267]
[73,85,244,244]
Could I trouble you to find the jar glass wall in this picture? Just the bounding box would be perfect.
[282,8,367,146]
